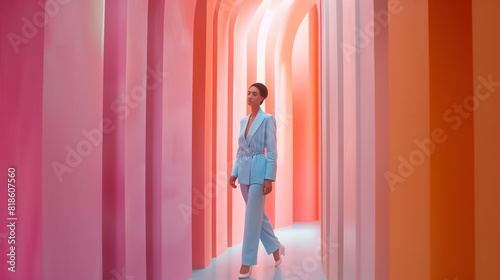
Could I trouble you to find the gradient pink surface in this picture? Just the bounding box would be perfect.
[0,2,44,280]
[41,1,104,280]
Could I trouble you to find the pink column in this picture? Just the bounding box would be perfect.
[146,0,195,278]
[101,1,149,279]
[41,1,104,280]
[319,1,344,278]
[212,0,232,257]
[320,0,390,279]
[162,0,195,278]
[373,0,390,278]
[358,0,389,278]
[0,2,44,280]
[102,1,127,279]
[145,0,165,278]
[341,0,359,278]
[124,1,149,279]
[192,0,216,269]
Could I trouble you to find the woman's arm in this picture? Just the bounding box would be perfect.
[264,116,277,181]
[229,146,242,188]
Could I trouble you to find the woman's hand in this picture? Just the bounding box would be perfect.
[263,179,273,195]
[229,176,237,189]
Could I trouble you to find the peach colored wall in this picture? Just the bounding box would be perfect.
[309,7,321,226]
[473,1,500,279]
[292,12,319,222]
[388,1,431,279]
[213,0,229,258]
[192,0,216,268]
[274,0,317,229]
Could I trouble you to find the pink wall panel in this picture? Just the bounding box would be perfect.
[124,0,148,279]
[192,0,216,268]
[213,0,230,257]
[102,1,127,279]
[0,2,44,280]
[319,0,390,279]
[341,1,359,279]
[41,1,105,280]
[319,1,344,279]
[358,0,390,278]
[162,0,195,278]
[373,0,390,278]
[358,0,377,274]
[145,0,165,278]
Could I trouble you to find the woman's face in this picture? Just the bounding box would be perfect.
[247,86,264,107]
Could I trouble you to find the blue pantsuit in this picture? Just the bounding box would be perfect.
[240,184,281,265]
[232,108,281,266]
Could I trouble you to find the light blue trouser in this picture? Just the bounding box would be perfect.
[240,184,281,266]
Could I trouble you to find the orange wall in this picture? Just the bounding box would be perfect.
[292,10,319,222]
[390,1,484,279]
[192,0,216,268]
[389,1,431,279]
[473,1,500,279]
[428,1,475,279]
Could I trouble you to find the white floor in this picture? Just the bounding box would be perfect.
[190,222,327,280]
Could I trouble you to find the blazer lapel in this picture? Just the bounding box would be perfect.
[246,108,265,144]
[240,115,252,154]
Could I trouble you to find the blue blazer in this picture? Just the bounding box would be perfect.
[231,108,277,185]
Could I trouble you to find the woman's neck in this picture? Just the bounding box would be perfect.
[250,106,260,118]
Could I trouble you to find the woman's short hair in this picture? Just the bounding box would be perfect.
[250,82,268,105]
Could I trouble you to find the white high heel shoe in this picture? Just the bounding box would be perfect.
[274,244,286,267]
[239,266,252,278]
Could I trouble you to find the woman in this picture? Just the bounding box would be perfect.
[229,82,285,278]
